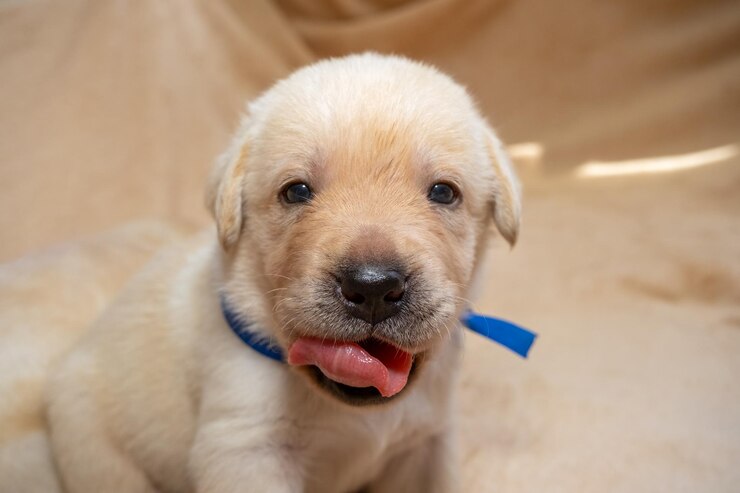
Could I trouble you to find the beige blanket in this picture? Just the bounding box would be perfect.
[1,1,738,491]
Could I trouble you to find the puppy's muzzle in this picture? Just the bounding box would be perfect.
[338,263,405,325]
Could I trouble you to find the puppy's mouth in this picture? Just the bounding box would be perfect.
[287,337,418,406]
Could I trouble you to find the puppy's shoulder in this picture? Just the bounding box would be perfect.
[48,231,216,409]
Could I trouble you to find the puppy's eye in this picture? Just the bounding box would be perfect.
[428,183,458,205]
[282,183,313,204]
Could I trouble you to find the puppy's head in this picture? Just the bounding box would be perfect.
[209,54,520,406]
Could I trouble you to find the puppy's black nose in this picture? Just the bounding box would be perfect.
[339,265,405,325]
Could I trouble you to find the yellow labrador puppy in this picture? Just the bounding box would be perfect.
[45,53,520,493]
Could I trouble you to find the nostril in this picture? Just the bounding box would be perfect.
[343,290,366,304]
[339,278,367,305]
[383,287,404,303]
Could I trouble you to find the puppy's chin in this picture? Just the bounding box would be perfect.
[295,348,428,407]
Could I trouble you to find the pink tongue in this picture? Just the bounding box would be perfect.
[287,337,413,398]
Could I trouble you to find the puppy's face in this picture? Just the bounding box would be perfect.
[210,55,520,406]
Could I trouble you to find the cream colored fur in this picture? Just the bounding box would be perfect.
[0,222,188,493]
[41,54,520,493]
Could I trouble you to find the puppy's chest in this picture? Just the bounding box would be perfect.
[298,405,435,493]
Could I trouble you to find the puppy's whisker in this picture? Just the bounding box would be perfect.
[273,296,296,312]
[264,273,297,282]
[432,323,443,339]
[280,317,299,339]
[451,295,480,312]
[265,287,289,295]
[441,320,452,341]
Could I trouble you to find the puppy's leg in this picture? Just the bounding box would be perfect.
[0,431,63,493]
[48,417,158,493]
[189,419,303,493]
[368,431,457,493]
[46,369,159,492]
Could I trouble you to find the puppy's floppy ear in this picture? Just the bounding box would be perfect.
[484,125,522,247]
[206,123,250,250]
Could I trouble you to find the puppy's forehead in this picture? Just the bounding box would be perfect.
[249,56,484,174]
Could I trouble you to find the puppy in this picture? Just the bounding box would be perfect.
[45,53,521,493]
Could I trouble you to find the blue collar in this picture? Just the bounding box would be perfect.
[221,300,537,363]
[221,298,284,362]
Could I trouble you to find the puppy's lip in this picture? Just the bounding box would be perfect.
[287,336,414,398]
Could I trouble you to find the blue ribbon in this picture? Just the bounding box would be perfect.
[221,300,537,362]
[460,311,537,358]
